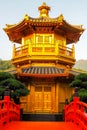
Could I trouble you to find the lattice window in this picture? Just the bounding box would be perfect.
[44,36,49,43]
[58,40,63,46]
[38,36,43,43]
[36,34,52,44]
[44,87,51,92]
[35,86,42,92]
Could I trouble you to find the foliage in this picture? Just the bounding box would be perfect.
[0,72,15,81]
[0,59,15,71]
[79,88,87,102]
[0,86,5,95]
[70,73,87,89]
[76,73,87,82]
[69,73,87,103]
[70,79,82,88]
[0,72,29,102]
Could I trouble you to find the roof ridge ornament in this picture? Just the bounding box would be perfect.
[38,2,50,18]
[57,14,64,22]
[24,14,29,20]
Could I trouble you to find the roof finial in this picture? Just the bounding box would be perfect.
[38,2,50,18]
[43,2,46,6]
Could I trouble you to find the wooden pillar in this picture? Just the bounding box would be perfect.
[51,84,56,113]
[55,81,59,113]
[12,44,16,59]
[27,82,31,112]
[22,37,24,45]
[30,84,35,113]
[72,44,75,58]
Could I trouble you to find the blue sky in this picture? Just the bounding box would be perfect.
[0,0,87,61]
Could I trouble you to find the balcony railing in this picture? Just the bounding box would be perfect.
[13,43,75,59]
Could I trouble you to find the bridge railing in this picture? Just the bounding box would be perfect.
[0,95,20,126]
[64,97,87,130]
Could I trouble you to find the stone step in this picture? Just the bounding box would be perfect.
[22,113,63,121]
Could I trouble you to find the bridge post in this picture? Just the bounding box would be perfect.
[73,86,80,102]
[4,86,11,123]
[64,98,69,121]
[73,87,80,124]
[4,86,10,101]
[73,86,80,101]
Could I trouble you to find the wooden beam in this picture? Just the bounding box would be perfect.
[19,73,69,78]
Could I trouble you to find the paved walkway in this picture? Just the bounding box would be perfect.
[1,121,80,130]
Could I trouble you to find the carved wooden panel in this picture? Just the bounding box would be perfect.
[34,86,52,112]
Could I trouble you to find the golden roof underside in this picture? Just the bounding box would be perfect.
[3,14,84,44]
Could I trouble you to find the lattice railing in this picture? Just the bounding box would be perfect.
[0,96,20,126]
[13,44,74,57]
[64,97,87,130]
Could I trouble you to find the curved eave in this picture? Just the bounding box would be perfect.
[3,14,84,31]
[3,18,34,43]
[63,19,84,32]
[3,14,85,44]
[3,16,58,43]
[3,16,59,31]
[55,19,85,44]
[3,18,28,31]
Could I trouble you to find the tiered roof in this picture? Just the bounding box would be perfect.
[3,2,84,44]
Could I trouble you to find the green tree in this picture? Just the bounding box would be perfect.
[0,59,14,71]
[69,73,87,103]
[0,72,29,103]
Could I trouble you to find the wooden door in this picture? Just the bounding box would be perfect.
[43,87,51,112]
[34,86,43,112]
[34,86,52,113]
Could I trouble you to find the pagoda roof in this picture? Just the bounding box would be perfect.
[7,66,87,78]
[20,66,68,78]
[3,3,84,44]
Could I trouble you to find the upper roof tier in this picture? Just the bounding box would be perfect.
[3,2,85,44]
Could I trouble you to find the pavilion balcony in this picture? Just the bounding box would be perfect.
[12,43,75,66]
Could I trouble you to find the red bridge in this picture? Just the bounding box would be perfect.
[0,95,87,130]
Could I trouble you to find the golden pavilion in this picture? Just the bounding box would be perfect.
[3,2,84,113]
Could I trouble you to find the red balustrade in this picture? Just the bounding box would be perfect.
[1,94,87,130]
[65,97,87,130]
[0,96,20,126]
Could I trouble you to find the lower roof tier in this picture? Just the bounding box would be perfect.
[19,66,69,77]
